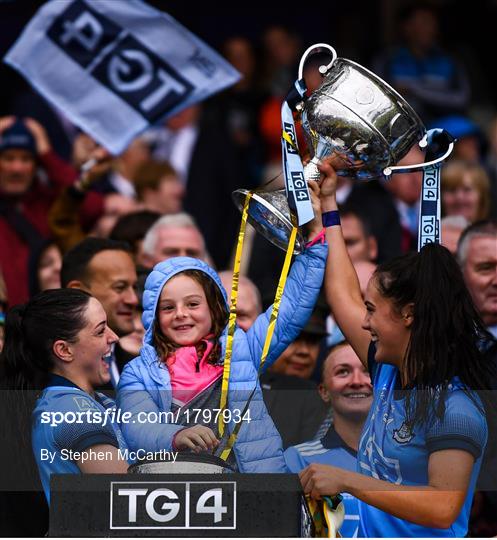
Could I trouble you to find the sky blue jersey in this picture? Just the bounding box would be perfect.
[357,344,487,537]
[284,426,361,538]
[32,375,128,502]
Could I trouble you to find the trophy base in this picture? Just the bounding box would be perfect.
[232,189,305,254]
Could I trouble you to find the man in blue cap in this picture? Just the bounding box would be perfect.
[0,116,101,305]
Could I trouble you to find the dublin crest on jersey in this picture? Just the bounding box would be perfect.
[393,421,415,444]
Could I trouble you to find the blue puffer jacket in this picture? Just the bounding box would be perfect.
[117,243,327,472]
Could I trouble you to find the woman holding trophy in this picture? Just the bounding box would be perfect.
[300,159,495,537]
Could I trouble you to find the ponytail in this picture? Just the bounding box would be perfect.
[1,304,51,391]
[375,243,494,426]
[0,289,91,492]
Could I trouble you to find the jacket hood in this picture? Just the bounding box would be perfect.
[142,257,229,345]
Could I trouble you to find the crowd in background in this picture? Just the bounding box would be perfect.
[0,2,496,537]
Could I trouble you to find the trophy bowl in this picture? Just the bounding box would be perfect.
[301,50,425,182]
[232,188,305,254]
[232,43,427,254]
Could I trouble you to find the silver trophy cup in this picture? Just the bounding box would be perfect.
[232,43,427,253]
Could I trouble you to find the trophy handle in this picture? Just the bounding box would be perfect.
[383,133,455,177]
[298,43,338,81]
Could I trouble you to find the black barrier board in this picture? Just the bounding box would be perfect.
[49,473,313,537]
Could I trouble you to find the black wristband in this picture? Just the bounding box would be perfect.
[322,210,340,227]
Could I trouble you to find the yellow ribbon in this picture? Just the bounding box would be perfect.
[219,222,298,461]
[306,496,345,538]
[282,129,298,150]
[218,191,251,436]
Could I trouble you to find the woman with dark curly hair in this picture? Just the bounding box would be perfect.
[300,158,495,537]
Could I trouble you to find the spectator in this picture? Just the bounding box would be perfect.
[441,215,469,255]
[442,160,491,223]
[61,237,138,387]
[218,271,262,331]
[270,302,328,380]
[109,210,161,265]
[457,221,497,339]
[0,116,97,305]
[373,3,470,125]
[284,342,373,537]
[133,160,184,215]
[339,205,378,263]
[141,213,207,268]
[457,221,497,532]
[28,240,62,297]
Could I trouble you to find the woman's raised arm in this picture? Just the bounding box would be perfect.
[319,160,371,366]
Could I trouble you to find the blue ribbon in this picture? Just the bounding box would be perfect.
[417,128,453,251]
[281,79,314,226]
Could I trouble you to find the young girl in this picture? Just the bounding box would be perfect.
[1,288,129,504]
[117,190,327,472]
[299,159,495,537]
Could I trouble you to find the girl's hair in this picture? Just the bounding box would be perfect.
[153,270,229,364]
[374,243,494,427]
[0,289,91,491]
[441,160,491,221]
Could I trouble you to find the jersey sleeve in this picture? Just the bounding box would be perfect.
[284,446,308,473]
[426,390,488,460]
[51,394,119,454]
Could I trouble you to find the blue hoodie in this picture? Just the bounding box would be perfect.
[117,243,327,472]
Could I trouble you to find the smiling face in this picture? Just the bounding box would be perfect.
[319,344,372,420]
[157,274,213,346]
[361,276,412,368]
[59,297,118,388]
[85,250,138,337]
